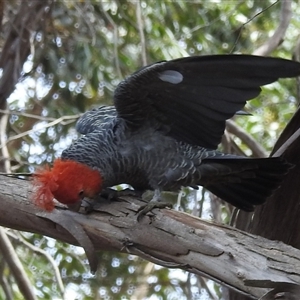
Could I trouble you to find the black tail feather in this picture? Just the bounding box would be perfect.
[201,156,292,211]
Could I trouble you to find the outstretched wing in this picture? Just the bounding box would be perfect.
[113,55,300,149]
[76,105,117,134]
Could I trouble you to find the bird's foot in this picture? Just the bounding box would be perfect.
[99,187,143,201]
[82,188,143,213]
[137,200,172,221]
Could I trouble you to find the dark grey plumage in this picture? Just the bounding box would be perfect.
[62,55,300,211]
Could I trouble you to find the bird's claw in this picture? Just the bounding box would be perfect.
[80,188,144,213]
[100,187,143,201]
[137,201,172,221]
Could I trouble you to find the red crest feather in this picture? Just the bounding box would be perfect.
[32,165,59,211]
[32,159,102,211]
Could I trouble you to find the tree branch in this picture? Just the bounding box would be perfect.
[229,90,300,300]
[0,114,79,150]
[226,120,268,157]
[1,176,300,298]
[135,0,147,66]
[6,230,65,297]
[253,0,292,56]
[0,259,13,300]
[100,2,122,79]
[0,228,37,300]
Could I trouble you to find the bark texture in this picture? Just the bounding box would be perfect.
[1,176,300,299]
[229,106,300,300]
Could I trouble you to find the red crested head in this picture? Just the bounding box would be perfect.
[32,159,102,211]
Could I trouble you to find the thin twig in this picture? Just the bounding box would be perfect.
[0,259,13,300]
[226,120,268,158]
[0,108,58,121]
[0,228,37,300]
[74,2,97,46]
[230,0,280,53]
[184,1,244,38]
[131,261,153,299]
[135,0,147,66]
[253,0,292,56]
[6,230,65,297]
[272,127,300,157]
[221,130,233,153]
[198,276,218,300]
[115,0,139,30]
[0,112,11,172]
[100,2,122,78]
[228,138,248,156]
[0,114,80,149]
[192,189,201,217]
[292,36,300,104]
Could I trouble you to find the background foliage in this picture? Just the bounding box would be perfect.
[0,1,299,299]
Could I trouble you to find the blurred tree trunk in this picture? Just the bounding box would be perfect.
[0,0,52,171]
[0,1,52,108]
[228,1,299,298]
[229,100,300,300]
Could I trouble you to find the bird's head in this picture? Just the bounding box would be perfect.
[32,159,102,211]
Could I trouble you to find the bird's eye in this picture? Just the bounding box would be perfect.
[78,190,84,198]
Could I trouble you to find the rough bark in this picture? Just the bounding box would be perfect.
[250,108,300,245]
[229,1,298,298]
[0,176,300,299]
[229,98,300,300]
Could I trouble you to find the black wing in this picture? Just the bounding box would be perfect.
[76,105,117,134]
[113,55,300,149]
